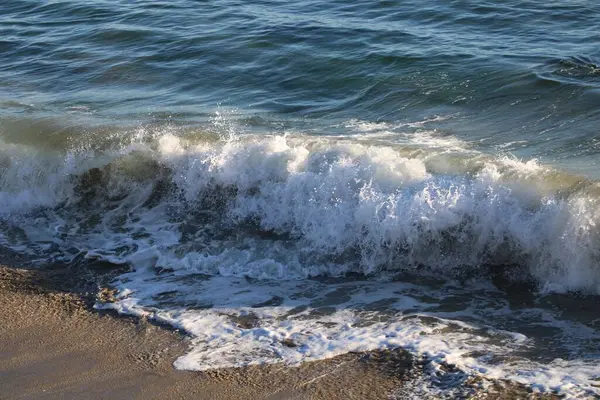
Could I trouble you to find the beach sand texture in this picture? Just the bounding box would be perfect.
[0,266,557,399]
[0,266,554,400]
[0,266,413,400]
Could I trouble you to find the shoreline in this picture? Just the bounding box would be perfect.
[0,265,555,399]
[0,265,411,399]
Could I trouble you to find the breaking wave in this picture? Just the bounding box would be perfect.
[1,121,599,294]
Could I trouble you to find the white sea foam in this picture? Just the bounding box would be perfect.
[98,271,600,397]
[143,132,599,292]
[0,125,599,289]
[1,119,600,396]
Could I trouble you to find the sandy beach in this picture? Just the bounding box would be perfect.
[0,265,557,400]
[0,265,414,400]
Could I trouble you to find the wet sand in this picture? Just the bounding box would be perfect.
[0,266,552,399]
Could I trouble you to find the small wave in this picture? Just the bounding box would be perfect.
[0,123,599,293]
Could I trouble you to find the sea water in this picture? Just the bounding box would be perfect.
[1,1,600,397]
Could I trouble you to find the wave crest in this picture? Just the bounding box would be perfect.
[1,127,599,293]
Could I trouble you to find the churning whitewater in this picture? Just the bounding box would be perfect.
[1,117,600,396]
[1,118,599,292]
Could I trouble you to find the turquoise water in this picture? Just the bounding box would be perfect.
[2,1,600,397]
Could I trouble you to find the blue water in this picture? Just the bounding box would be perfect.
[2,0,600,173]
[2,1,600,397]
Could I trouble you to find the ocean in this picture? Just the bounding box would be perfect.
[1,0,600,397]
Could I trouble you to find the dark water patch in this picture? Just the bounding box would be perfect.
[551,56,600,78]
[251,295,284,308]
[537,56,600,87]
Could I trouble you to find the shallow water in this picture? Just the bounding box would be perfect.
[1,0,600,397]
